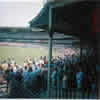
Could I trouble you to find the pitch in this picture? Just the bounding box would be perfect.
[0,46,59,65]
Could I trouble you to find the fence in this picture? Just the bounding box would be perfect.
[0,69,97,99]
[50,87,97,99]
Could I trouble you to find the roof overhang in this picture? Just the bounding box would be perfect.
[29,0,97,42]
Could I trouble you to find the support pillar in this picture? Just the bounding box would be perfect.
[48,35,53,98]
[80,47,83,61]
[48,6,53,98]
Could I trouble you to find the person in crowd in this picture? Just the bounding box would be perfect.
[76,68,84,89]
[8,68,17,97]
[35,60,39,67]
[66,62,71,88]
[11,57,15,66]
[62,63,68,98]
[32,62,37,71]
[7,57,11,65]
[13,62,19,72]
[28,67,33,72]
[71,63,77,88]
[23,66,28,72]
[57,64,63,98]
[10,69,24,98]
[89,69,97,98]
[41,64,47,72]
[5,65,10,92]
[51,67,57,88]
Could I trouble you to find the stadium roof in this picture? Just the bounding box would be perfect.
[0,26,80,48]
[0,27,44,33]
[0,27,79,44]
[29,0,97,42]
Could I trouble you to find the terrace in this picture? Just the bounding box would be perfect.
[0,0,99,99]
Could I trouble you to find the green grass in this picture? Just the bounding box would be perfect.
[0,46,59,65]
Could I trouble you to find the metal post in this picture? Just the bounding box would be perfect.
[80,40,83,62]
[48,35,53,98]
[80,47,83,61]
[48,6,53,98]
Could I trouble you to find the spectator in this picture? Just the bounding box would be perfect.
[28,67,32,72]
[62,64,68,97]
[23,66,28,72]
[51,67,57,87]
[76,68,84,89]
[32,62,36,71]
[5,66,10,92]
[57,64,63,97]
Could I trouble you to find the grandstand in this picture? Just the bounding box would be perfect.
[0,0,99,99]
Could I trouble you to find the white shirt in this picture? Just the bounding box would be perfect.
[32,64,36,71]
[39,59,44,64]
[13,67,17,72]
[35,61,39,66]
[11,60,15,64]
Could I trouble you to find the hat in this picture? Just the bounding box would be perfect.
[28,60,32,64]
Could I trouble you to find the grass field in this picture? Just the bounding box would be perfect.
[0,46,59,65]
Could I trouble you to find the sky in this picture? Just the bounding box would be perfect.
[0,0,44,27]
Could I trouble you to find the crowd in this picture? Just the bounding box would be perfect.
[0,54,97,98]
[50,54,97,97]
[0,56,48,97]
